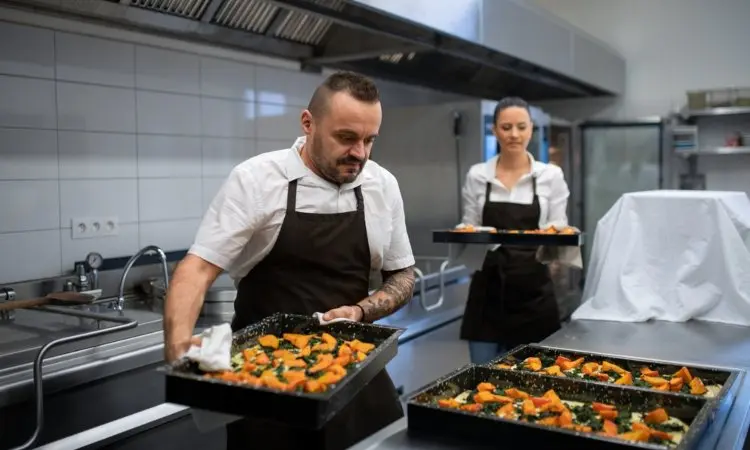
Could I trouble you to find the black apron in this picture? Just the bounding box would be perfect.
[227,179,404,450]
[459,176,560,347]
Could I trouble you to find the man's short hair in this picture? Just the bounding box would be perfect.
[307,71,380,117]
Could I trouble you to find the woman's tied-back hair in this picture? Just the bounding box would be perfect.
[492,96,531,124]
[308,71,380,117]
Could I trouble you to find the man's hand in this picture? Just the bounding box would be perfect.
[323,305,364,322]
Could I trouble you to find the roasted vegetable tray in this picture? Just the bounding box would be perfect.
[432,230,583,246]
[163,313,404,429]
[407,365,714,449]
[489,344,741,402]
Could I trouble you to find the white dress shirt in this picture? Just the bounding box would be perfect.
[461,153,570,228]
[189,137,415,284]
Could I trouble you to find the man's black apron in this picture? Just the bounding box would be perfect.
[227,179,403,450]
[459,176,560,348]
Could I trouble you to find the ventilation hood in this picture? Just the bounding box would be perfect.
[1,0,618,101]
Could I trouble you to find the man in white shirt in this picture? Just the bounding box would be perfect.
[163,71,415,449]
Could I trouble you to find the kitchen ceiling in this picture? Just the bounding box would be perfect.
[1,0,615,101]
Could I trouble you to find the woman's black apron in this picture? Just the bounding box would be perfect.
[227,179,403,450]
[459,176,560,348]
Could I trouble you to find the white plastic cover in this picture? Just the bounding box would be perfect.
[572,190,750,325]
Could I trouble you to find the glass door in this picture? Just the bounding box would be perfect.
[580,120,664,268]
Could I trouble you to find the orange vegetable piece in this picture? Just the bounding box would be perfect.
[477,382,496,392]
[496,402,516,418]
[690,377,707,395]
[642,375,669,386]
[543,389,561,403]
[524,357,542,371]
[592,402,615,412]
[618,430,650,442]
[349,339,375,354]
[255,352,270,366]
[537,416,558,426]
[599,409,618,420]
[640,367,659,377]
[602,361,627,375]
[304,380,325,393]
[669,377,684,392]
[283,333,311,349]
[545,365,563,376]
[582,362,600,375]
[257,334,279,349]
[602,419,618,436]
[644,408,669,424]
[286,359,307,368]
[559,357,585,371]
[521,399,536,416]
[460,403,482,412]
[505,388,530,399]
[555,356,571,367]
[559,409,574,427]
[615,372,633,385]
[308,353,334,373]
[673,367,694,383]
[283,370,307,383]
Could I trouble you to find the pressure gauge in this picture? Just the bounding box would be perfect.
[85,252,104,270]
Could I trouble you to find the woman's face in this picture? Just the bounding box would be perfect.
[494,106,532,154]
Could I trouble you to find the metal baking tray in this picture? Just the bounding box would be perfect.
[407,365,713,449]
[163,313,404,429]
[489,344,741,402]
[433,230,583,246]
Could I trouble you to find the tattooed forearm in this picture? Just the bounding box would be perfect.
[358,266,415,322]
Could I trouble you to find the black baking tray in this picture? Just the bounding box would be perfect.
[407,365,713,449]
[490,344,742,402]
[163,313,404,429]
[432,230,583,246]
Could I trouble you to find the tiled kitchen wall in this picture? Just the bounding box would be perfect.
[0,19,465,285]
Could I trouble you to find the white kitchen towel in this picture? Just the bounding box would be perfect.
[184,323,233,372]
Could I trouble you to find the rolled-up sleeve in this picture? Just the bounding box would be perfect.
[544,166,570,228]
[382,175,415,271]
[189,166,259,270]
[461,168,483,226]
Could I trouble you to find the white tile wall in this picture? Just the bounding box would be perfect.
[0,19,461,284]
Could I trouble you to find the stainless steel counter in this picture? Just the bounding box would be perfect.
[348,319,750,450]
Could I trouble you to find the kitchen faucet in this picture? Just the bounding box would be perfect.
[115,245,169,312]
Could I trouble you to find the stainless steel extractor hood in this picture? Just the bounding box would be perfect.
[0,0,617,101]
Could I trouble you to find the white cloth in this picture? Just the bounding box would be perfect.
[184,323,233,372]
[572,190,750,325]
[189,137,415,285]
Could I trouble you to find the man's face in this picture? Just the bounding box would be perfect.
[301,92,382,184]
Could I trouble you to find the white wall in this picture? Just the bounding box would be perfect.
[529,0,750,194]
[0,11,468,284]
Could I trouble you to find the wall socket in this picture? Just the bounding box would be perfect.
[71,217,119,240]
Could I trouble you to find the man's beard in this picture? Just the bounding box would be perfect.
[310,134,367,185]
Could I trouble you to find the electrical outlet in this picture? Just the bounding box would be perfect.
[71,217,119,239]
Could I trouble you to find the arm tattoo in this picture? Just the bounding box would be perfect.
[358,266,415,322]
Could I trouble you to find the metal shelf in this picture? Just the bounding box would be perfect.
[695,146,750,155]
[682,106,750,118]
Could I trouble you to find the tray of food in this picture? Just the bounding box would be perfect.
[163,313,404,429]
[407,365,713,449]
[489,344,740,401]
[433,224,583,246]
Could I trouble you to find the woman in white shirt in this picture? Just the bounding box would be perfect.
[459,97,571,364]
